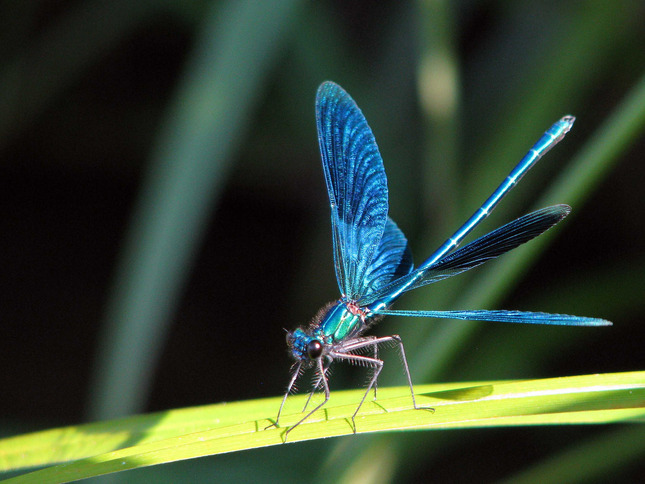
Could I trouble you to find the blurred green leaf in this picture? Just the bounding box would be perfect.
[88,0,303,419]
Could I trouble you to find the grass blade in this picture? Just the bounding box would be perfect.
[2,371,643,482]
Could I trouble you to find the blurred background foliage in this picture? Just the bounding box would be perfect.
[1,0,644,482]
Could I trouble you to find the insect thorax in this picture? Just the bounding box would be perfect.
[287,300,372,363]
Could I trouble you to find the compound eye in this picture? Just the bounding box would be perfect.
[306,340,323,359]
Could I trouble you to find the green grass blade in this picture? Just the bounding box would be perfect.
[88,0,302,419]
[416,0,460,237]
[1,371,643,483]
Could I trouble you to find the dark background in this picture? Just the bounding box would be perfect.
[1,1,644,482]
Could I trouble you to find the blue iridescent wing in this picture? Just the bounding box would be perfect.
[368,205,611,327]
[361,217,413,298]
[316,81,389,300]
[363,205,571,306]
[375,308,611,326]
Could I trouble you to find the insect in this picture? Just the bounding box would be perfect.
[272,81,611,439]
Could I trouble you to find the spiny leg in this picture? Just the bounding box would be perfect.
[371,340,379,400]
[284,357,331,441]
[342,336,382,401]
[336,334,432,424]
[302,357,332,413]
[390,334,429,412]
[265,361,302,430]
[331,350,384,433]
[374,334,432,412]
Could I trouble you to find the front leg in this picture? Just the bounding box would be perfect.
[283,357,332,441]
[302,356,332,413]
[266,361,302,430]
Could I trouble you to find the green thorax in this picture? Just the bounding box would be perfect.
[316,301,367,343]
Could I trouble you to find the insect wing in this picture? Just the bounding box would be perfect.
[409,204,571,289]
[362,205,570,305]
[360,217,414,300]
[376,308,611,326]
[316,82,389,300]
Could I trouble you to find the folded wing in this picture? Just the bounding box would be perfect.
[316,82,390,301]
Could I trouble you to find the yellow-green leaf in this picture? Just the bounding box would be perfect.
[1,371,643,483]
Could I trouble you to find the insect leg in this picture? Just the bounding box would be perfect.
[302,357,332,412]
[284,357,331,441]
[331,349,384,432]
[265,361,302,430]
[336,334,430,424]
